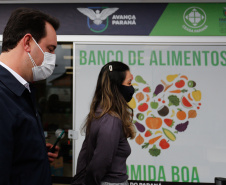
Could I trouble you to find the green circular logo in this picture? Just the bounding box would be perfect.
[183,7,206,28]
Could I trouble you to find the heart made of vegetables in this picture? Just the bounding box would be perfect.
[129,74,202,157]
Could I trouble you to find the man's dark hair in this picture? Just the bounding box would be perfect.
[2,7,60,52]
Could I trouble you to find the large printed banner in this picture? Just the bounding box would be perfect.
[0,3,225,35]
[74,44,226,183]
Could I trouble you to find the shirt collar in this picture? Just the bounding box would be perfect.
[0,61,30,92]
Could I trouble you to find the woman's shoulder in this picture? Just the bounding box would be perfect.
[94,108,123,127]
[96,114,123,135]
[93,113,121,131]
[103,112,121,123]
[96,108,120,121]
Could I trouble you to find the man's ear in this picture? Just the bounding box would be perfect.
[23,34,32,52]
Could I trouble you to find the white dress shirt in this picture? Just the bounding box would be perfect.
[0,61,31,92]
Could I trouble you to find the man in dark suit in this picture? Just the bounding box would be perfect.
[0,7,60,185]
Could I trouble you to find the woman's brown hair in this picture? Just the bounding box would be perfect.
[82,61,136,139]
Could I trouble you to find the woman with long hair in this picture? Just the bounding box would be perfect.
[72,61,136,185]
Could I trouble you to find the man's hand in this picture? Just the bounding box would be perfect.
[46,143,60,163]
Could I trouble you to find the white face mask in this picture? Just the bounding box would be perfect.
[28,37,56,81]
